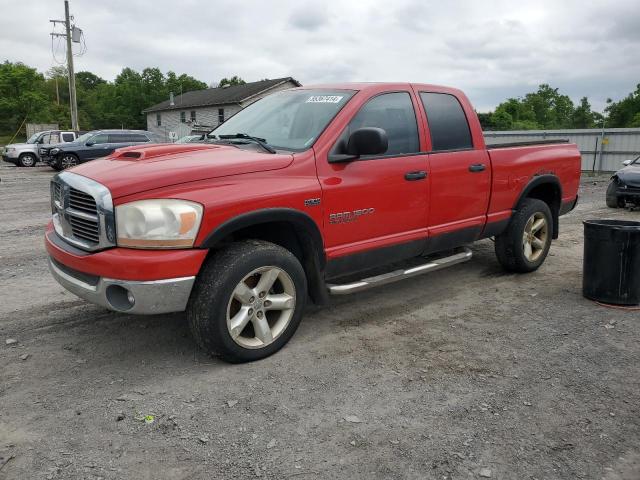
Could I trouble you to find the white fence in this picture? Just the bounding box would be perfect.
[484,128,640,172]
[26,123,58,138]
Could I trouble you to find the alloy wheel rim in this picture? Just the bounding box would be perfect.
[61,156,77,169]
[226,266,296,349]
[22,155,35,166]
[522,212,548,262]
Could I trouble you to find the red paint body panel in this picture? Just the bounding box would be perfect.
[72,143,294,199]
[49,82,581,283]
[45,223,207,281]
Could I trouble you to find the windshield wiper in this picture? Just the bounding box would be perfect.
[216,133,276,154]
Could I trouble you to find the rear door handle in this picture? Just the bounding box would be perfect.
[469,164,486,172]
[405,170,427,181]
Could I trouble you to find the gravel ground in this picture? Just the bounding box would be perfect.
[0,162,639,480]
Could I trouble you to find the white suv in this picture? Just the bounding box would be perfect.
[2,130,80,167]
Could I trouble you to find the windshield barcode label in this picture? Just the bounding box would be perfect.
[306,95,344,103]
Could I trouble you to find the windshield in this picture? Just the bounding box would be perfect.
[209,89,355,151]
[26,133,42,144]
[633,154,640,165]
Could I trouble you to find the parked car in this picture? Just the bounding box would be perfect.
[606,155,640,208]
[45,83,581,362]
[2,130,82,167]
[44,130,158,170]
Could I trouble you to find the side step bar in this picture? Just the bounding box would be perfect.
[327,247,472,295]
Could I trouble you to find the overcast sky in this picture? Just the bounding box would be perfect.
[2,0,639,112]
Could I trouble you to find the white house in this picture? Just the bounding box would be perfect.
[142,77,301,141]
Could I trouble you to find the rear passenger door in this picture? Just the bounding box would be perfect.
[417,91,491,250]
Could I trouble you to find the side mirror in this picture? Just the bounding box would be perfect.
[622,160,632,166]
[328,127,388,163]
[86,141,95,147]
[347,127,388,156]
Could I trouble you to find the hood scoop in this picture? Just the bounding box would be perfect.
[111,143,220,161]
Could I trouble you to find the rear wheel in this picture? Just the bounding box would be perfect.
[60,153,79,169]
[187,240,307,363]
[18,153,37,167]
[495,198,553,273]
[606,179,624,208]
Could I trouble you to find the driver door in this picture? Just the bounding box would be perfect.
[315,91,429,274]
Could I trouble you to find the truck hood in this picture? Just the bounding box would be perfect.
[617,164,640,187]
[71,143,294,198]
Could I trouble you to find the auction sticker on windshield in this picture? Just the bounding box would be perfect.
[306,95,344,103]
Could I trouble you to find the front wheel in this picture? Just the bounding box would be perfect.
[187,240,307,363]
[606,180,623,208]
[495,198,553,273]
[18,153,37,167]
[60,153,79,170]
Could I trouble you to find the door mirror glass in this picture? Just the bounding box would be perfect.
[347,127,388,156]
[623,160,632,166]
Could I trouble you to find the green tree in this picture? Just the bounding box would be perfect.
[606,84,640,128]
[571,97,596,128]
[0,61,53,135]
[218,75,246,87]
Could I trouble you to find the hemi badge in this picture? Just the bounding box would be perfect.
[304,198,321,207]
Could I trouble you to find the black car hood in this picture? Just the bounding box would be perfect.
[617,164,640,187]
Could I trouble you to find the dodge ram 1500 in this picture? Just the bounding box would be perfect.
[45,83,581,362]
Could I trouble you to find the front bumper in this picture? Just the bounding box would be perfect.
[616,185,640,199]
[2,154,17,164]
[49,257,195,314]
[45,224,208,315]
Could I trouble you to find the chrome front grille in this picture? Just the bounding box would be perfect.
[69,187,98,213]
[50,172,115,252]
[68,214,100,243]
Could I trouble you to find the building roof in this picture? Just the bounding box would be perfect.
[142,77,301,113]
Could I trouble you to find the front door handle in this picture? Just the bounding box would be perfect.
[405,170,427,181]
[469,164,486,172]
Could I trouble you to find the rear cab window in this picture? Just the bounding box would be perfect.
[419,92,473,152]
[62,133,74,142]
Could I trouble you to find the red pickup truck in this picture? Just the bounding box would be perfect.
[46,83,581,362]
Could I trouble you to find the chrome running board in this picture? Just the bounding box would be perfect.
[327,247,472,295]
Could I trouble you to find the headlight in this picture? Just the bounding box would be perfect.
[50,148,60,155]
[6,147,15,152]
[115,199,203,249]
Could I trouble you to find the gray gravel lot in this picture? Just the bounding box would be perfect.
[0,162,639,480]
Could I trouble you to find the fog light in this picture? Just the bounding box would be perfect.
[106,285,135,311]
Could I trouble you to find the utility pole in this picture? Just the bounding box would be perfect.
[50,1,80,130]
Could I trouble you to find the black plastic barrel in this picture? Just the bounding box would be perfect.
[583,219,640,305]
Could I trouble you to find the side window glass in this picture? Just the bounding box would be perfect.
[108,134,129,143]
[62,133,74,142]
[347,92,420,156]
[419,92,473,151]
[90,134,109,144]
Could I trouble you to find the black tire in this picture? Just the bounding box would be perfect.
[18,153,37,167]
[60,153,79,170]
[606,180,623,208]
[187,240,307,363]
[495,198,553,273]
